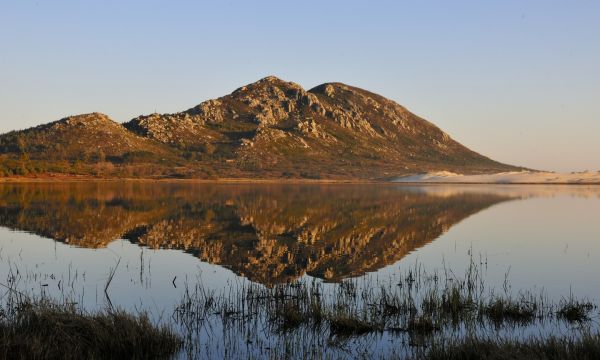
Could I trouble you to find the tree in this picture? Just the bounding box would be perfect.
[200,142,216,155]
[93,149,106,163]
[54,144,67,161]
[16,135,26,154]
[15,162,28,176]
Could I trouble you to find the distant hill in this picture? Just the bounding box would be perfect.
[0,76,521,179]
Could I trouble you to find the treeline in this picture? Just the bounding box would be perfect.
[0,155,97,177]
[0,155,194,178]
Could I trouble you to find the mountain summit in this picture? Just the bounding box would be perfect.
[0,77,520,179]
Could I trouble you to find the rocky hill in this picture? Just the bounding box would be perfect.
[0,76,520,179]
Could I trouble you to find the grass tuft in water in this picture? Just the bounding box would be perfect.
[406,316,439,335]
[273,302,305,331]
[328,312,382,336]
[557,299,596,323]
[483,296,538,324]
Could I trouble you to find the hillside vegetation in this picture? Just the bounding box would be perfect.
[0,77,520,179]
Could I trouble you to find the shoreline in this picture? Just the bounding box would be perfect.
[0,175,381,184]
[394,181,600,185]
[393,170,600,186]
[1,175,600,185]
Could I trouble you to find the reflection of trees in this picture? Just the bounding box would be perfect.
[0,183,513,285]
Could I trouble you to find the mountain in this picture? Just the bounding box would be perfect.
[0,76,521,179]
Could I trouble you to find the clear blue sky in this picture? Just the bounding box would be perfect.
[1,0,598,172]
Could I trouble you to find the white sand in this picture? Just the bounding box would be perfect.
[394,171,600,184]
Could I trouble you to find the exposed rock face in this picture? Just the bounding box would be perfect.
[125,112,208,149]
[0,76,520,178]
[122,76,518,178]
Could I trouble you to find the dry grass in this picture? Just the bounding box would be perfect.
[425,334,600,360]
[2,255,598,359]
[0,299,182,360]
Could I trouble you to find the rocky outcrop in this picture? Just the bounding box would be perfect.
[121,76,518,177]
[0,113,171,160]
[0,76,521,178]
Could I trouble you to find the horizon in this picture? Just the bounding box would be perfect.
[1,1,599,172]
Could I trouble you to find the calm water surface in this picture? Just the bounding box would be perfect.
[0,182,599,357]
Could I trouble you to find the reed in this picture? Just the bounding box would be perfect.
[169,258,599,359]
[3,255,599,359]
[0,298,181,360]
[425,333,600,360]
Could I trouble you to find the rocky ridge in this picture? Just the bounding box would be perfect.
[0,76,520,179]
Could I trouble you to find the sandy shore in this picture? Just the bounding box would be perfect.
[393,171,600,184]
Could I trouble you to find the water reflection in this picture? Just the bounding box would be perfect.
[0,182,517,285]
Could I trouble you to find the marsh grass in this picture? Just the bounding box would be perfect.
[328,313,382,336]
[426,333,600,360]
[557,298,596,322]
[169,258,599,358]
[483,296,538,324]
[3,254,599,359]
[405,316,439,335]
[0,298,182,360]
[273,303,305,331]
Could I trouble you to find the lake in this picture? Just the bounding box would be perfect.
[0,182,599,358]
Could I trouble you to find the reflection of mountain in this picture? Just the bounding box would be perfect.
[0,183,514,285]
